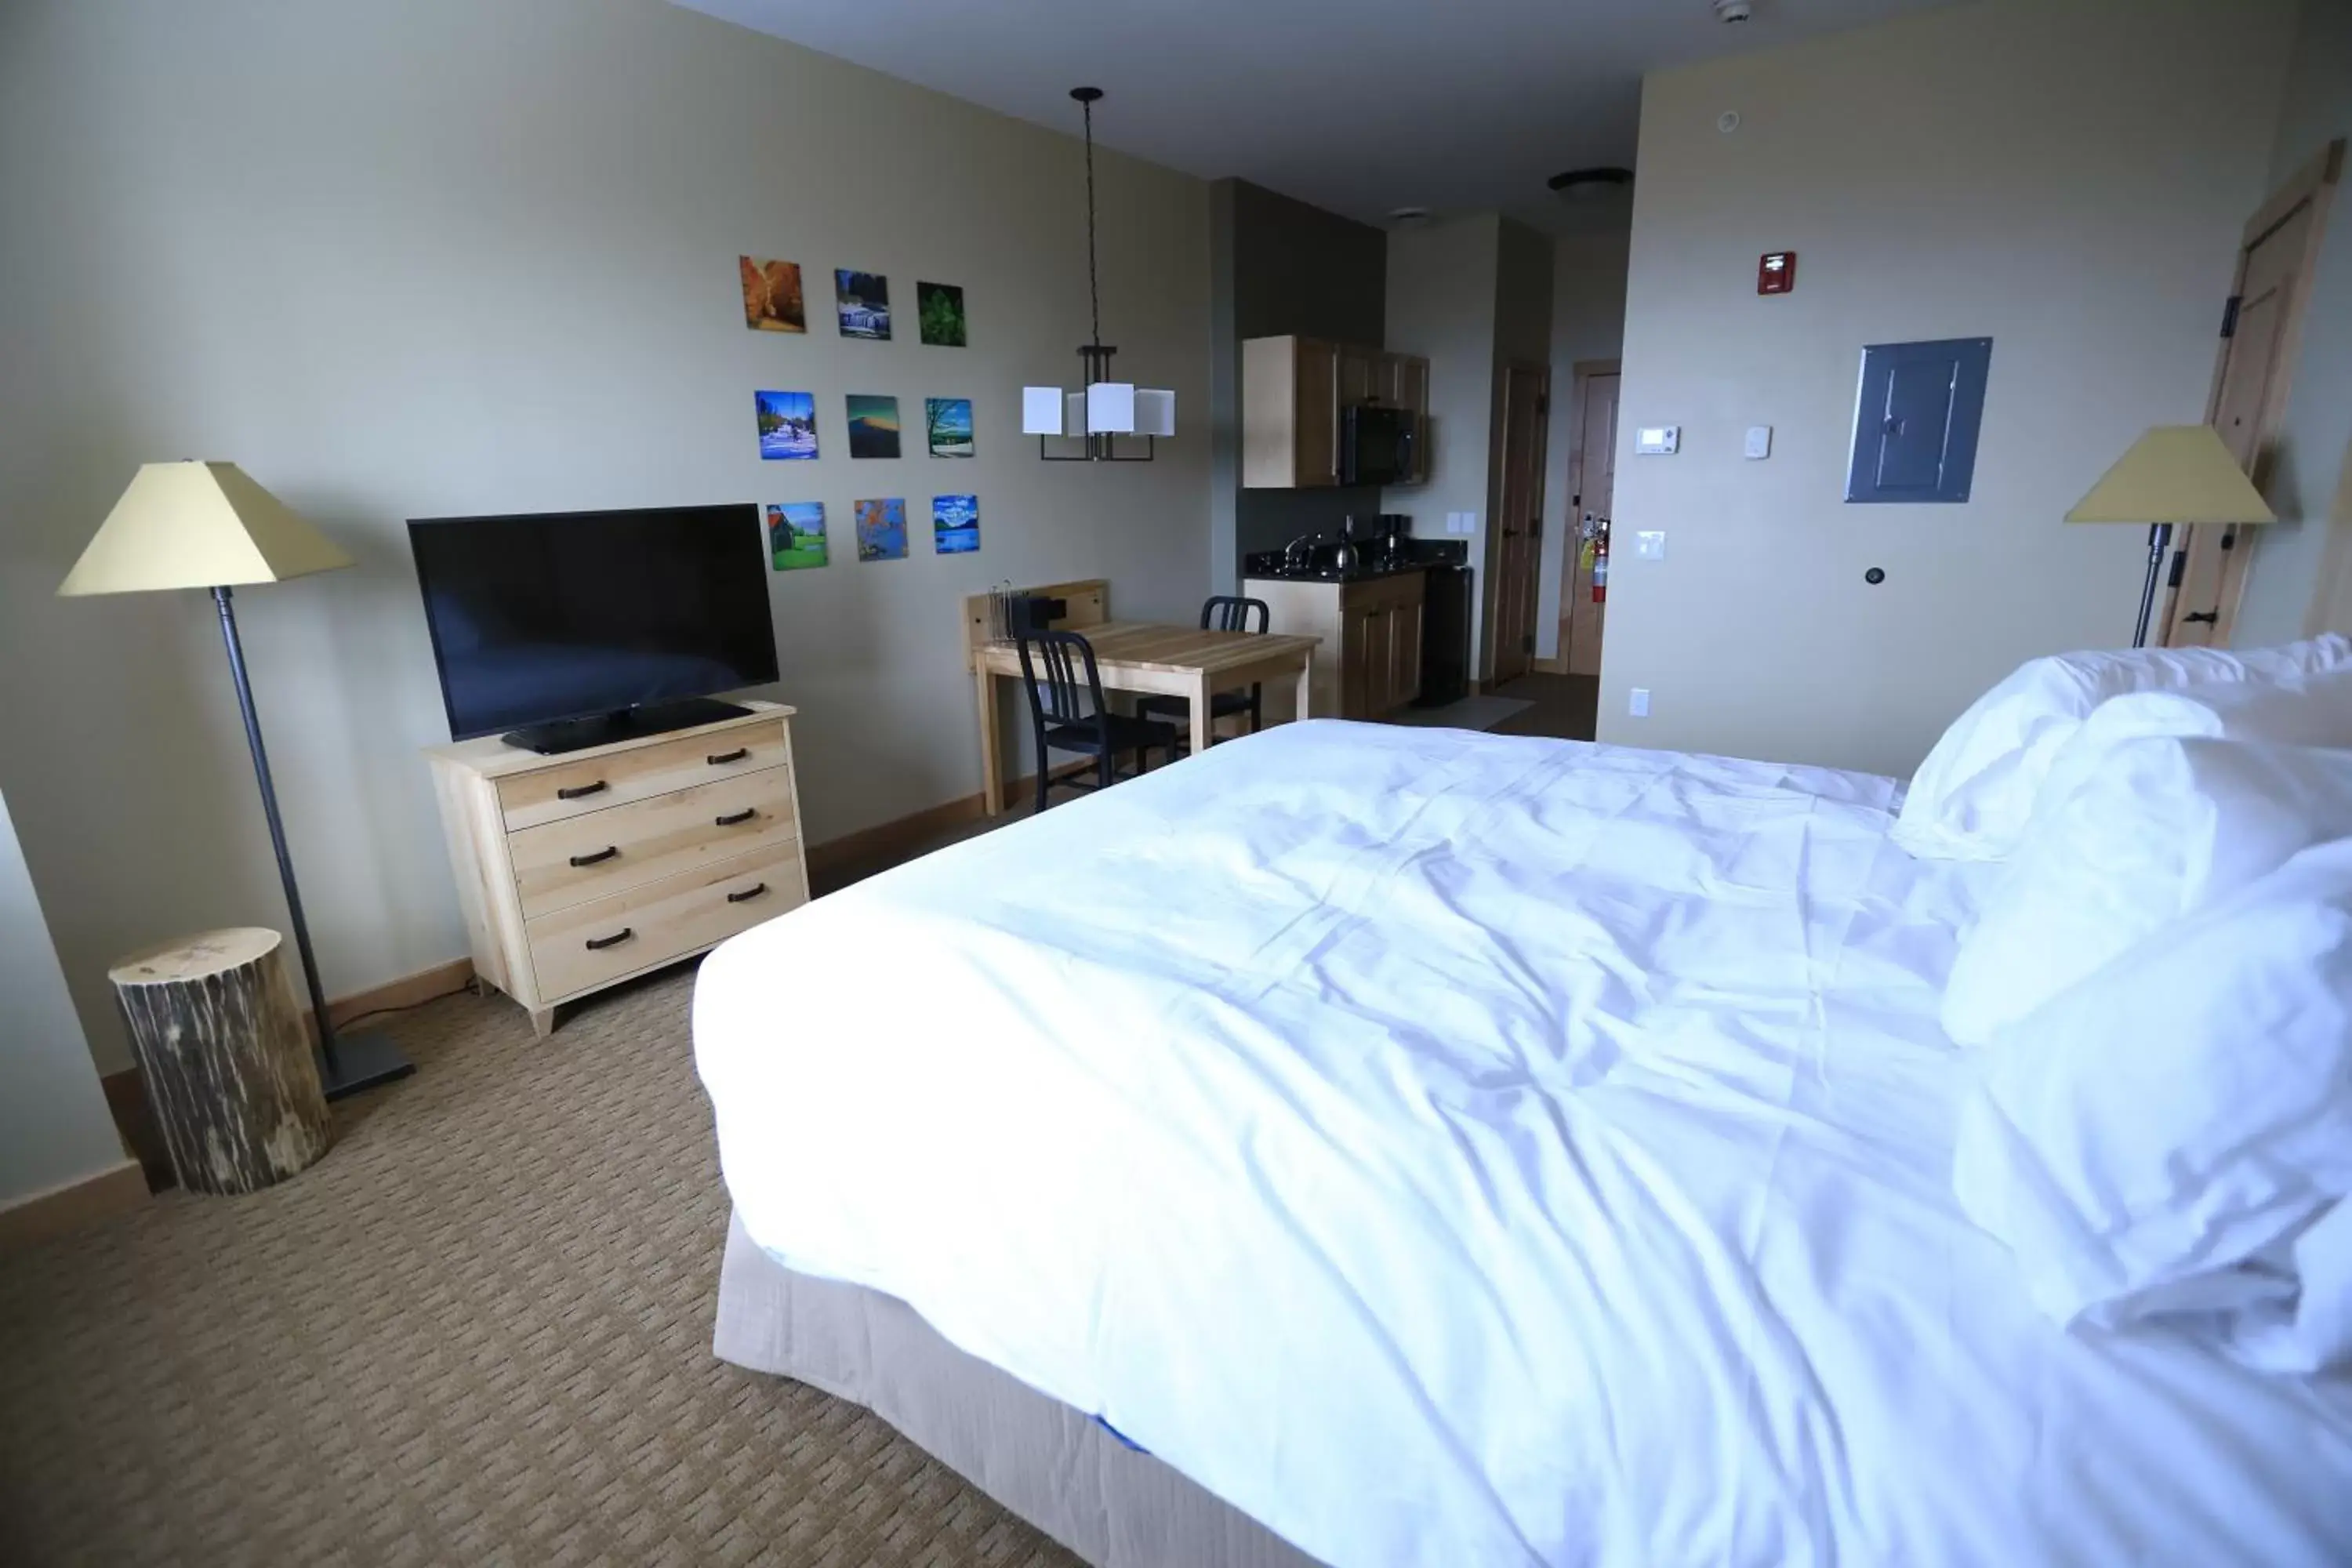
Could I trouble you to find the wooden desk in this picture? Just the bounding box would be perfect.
[962,580,1320,816]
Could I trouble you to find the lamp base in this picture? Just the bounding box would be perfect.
[320,1028,416,1102]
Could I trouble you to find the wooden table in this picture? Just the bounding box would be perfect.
[963,579,1321,816]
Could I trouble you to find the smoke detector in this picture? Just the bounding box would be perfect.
[1715,0,1753,20]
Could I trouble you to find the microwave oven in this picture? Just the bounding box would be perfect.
[1341,405,1416,485]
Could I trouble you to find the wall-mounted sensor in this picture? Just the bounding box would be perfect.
[1715,1,1753,22]
[1635,426,1681,456]
[1718,111,1741,134]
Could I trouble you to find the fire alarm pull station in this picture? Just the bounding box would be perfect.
[1759,251,1795,295]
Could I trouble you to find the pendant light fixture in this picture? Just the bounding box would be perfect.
[1022,87,1173,462]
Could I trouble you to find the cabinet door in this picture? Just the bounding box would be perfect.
[1362,603,1395,718]
[1295,339,1340,488]
[1339,601,1378,718]
[1338,347,1377,408]
[1391,357,1430,480]
[1388,595,1424,710]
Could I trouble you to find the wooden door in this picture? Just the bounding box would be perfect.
[2163,140,2343,645]
[1389,594,1424,708]
[1565,369,1620,677]
[1486,362,1551,684]
[1340,600,1378,717]
[1295,339,1340,488]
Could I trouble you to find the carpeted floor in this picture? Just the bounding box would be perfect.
[0,968,1080,1568]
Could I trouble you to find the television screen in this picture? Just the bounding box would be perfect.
[408,505,778,741]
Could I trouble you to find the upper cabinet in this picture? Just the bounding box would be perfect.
[1243,336,1428,489]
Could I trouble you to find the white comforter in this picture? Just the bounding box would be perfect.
[696,720,2352,1567]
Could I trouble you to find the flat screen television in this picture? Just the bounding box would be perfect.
[408,504,778,753]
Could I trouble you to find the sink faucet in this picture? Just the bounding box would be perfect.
[1282,531,1319,572]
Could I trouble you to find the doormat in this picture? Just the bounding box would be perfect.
[1387,695,1535,732]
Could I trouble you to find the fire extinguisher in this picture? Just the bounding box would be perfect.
[1590,516,1610,603]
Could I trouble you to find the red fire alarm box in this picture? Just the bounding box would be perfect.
[1759,251,1796,294]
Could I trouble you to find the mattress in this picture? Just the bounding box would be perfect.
[695,719,2352,1567]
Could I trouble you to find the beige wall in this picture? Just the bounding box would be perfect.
[1597,0,2297,776]
[0,0,1210,1073]
[2236,0,2352,646]
[0,791,124,1207]
[1535,232,1631,662]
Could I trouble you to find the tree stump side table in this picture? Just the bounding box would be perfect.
[107,927,332,1195]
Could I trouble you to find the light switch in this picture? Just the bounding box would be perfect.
[1635,426,1680,456]
[1744,426,1773,459]
[1635,531,1667,561]
[1628,688,1651,717]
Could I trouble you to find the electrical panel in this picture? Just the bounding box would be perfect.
[1846,338,1992,504]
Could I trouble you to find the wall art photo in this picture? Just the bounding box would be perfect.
[933,493,979,555]
[846,394,902,459]
[755,390,818,460]
[916,281,966,347]
[836,270,891,339]
[855,497,908,561]
[767,502,827,570]
[739,256,805,332]
[925,397,974,457]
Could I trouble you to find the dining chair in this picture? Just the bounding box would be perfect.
[1014,627,1181,811]
[1137,595,1269,752]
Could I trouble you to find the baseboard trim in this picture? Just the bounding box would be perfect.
[321,956,475,1033]
[804,760,1087,894]
[0,1158,148,1250]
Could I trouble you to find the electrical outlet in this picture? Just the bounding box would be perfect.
[1628,688,1651,717]
[1635,531,1667,561]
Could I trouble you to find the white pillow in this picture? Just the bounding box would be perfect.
[1951,837,2352,1331]
[1893,636,2352,862]
[2216,1200,2352,1374]
[1940,734,2352,1045]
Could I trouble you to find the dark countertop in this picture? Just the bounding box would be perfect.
[1240,541,1467,585]
[1240,559,1432,585]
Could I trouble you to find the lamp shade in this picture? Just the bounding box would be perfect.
[2064,425,2276,526]
[58,461,353,596]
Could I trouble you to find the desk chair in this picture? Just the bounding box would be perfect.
[1014,627,1181,811]
[1136,595,1269,752]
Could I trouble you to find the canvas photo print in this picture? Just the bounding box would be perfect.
[916,281,966,347]
[932,493,979,555]
[835,270,891,339]
[855,497,907,561]
[846,394,902,459]
[925,397,974,458]
[767,502,827,570]
[739,256,804,332]
[755,390,818,460]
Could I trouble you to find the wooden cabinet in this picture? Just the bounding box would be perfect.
[1247,571,1426,720]
[426,702,810,1036]
[1243,336,1428,489]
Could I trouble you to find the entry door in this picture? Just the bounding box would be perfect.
[1566,372,1620,677]
[1488,363,1551,684]
[2163,140,2343,645]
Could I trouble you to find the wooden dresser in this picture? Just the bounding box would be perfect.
[425,702,808,1035]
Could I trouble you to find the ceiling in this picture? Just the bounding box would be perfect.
[675,0,1954,234]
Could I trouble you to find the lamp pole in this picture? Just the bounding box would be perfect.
[212,585,414,1099]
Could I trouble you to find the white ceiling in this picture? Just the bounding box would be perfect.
[675,0,1954,234]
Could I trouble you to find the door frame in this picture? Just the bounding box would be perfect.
[1534,358,1621,674]
[1480,358,1552,685]
[2161,136,2343,646]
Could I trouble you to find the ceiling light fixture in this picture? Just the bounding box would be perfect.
[1022,87,1171,463]
[1548,167,1634,202]
[1387,205,1432,226]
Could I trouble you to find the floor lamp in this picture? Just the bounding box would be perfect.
[2065,425,2276,647]
[59,461,416,1099]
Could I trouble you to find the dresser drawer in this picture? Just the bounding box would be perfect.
[509,768,797,919]
[497,719,790,831]
[524,844,807,1002]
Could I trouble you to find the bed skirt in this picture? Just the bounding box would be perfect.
[713,1210,1322,1568]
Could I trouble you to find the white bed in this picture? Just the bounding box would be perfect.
[695,720,2352,1566]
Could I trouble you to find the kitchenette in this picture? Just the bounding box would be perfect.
[1240,333,1468,723]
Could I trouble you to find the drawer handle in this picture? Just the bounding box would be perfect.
[707,747,750,765]
[726,882,769,904]
[714,808,758,827]
[556,780,608,800]
[583,927,634,950]
[568,845,619,867]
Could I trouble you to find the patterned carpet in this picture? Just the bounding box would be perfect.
[0,967,1081,1568]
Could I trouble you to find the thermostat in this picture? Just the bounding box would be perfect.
[1635,426,1681,456]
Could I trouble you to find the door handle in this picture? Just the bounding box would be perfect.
[2183,611,2220,625]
